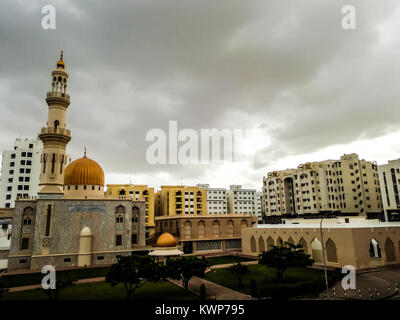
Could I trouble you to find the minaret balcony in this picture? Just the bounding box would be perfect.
[39,127,71,143]
[47,91,70,99]
[46,92,70,107]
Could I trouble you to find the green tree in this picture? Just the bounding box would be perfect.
[0,269,8,299]
[228,262,248,289]
[43,277,76,300]
[106,255,165,300]
[258,242,314,282]
[166,256,210,293]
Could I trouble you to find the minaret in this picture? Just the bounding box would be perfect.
[38,51,71,196]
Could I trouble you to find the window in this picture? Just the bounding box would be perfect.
[116,235,122,246]
[20,168,24,173]
[26,169,31,174]
[21,152,26,157]
[97,256,104,260]
[27,152,32,157]
[64,258,71,262]
[29,144,33,148]
[21,238,29,250]
[9,170,13,175]
[7,186,12,192]
[10,162,15,167]
[20,160,25,165]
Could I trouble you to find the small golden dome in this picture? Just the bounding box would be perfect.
[64,155,105,186]
[57,50,65,69]
[156,232,177,247]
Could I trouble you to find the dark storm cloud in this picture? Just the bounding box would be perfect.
[0,0,399,188]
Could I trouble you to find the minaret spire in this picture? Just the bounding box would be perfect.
[38,52,71,197]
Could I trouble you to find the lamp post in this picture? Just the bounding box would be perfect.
[320,215,330,300]
[320,212,337,300]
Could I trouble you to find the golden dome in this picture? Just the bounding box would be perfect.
[156,232,177,247]
[57,50,65,69]
[64,155,104,186]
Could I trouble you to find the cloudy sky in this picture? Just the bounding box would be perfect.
[0,0,399,191]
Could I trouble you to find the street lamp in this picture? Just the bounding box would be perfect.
[320,212,337,300]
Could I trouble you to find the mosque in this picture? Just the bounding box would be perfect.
[7,53,147,271]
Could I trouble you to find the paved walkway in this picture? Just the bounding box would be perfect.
[320,268,400,300]
[207,261,258,272]
[169,277,255,300]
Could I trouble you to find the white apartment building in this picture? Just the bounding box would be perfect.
[378,159,400,221]
[263,153,382,219]
[255,191,263,223]
[0,138,43,208]
[197,184,228,214]
[0,208,13,269]
[227,185,257,215]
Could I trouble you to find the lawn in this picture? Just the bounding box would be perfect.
[204,255,256,266]
[1,266,110,288]
[204,264,339,299]
[4,281,198,300]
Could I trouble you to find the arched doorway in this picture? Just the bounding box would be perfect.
[267,237,275,251]
[326,239,338,263]
[385,238,396,262]
[369,238,382,258]
[258,236,265,252]
[250,236,256,253]
[298,237,308,254]
[311,238,323,263]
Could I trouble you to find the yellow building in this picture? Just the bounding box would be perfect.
[106,184,155,238]
[155,186,207,217]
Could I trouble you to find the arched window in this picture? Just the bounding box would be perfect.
[116,205,125,213]
[385,238,396,262]
[326,238,338,263]
[369,238,382,258]
[23,217,32,225]
[119,189,126,196]
[198,221,205,239]
[184,221,191,239]
[241,219,248,228]
[298,237,308,254]
[267,236,275,251]
[287,237,295,246]
[277,237,283,246]
[213,220,220,238]
[226,220,234,237]
[250,236,256,253]
[143,190,149,196]
[116,215,123,223]
[258,236,265,252]
[311,238,323,263]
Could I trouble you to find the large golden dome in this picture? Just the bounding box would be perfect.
[64,156,104,186]
[156,232,177,247]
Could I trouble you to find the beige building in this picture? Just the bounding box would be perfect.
[106,184,155,238]
[378,159,400,222]
[227,185,257,215]
[263,154,383,220]
[155,214,257,254]
[155,185,207,217]
[242,218,400,270]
